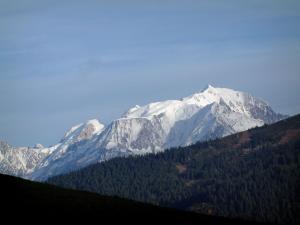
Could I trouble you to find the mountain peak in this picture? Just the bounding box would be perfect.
[34,143,44,149]
[202,84,215,91]
[86,119,104,129]
[61,119,105,143]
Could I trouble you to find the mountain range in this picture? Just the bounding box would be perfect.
[0,85,285,180]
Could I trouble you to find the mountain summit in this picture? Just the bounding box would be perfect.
[0,86,286,180]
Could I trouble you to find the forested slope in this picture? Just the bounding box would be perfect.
[48,114,300,225]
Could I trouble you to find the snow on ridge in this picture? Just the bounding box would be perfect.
[0,85,285,180]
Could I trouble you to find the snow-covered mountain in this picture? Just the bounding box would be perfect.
[0,85,286,180]
[0,141,51,177]
[0,119,105,179]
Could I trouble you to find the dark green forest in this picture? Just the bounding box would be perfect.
[48,114,300,225]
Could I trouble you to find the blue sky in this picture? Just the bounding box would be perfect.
[1,0,300,146]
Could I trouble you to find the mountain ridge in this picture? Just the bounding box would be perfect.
[0,85,286,180]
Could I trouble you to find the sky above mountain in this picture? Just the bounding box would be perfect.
[1,0,300,146]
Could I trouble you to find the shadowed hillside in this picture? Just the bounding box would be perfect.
[0,173,267,224]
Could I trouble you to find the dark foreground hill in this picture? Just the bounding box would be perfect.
[48,114,300,225]
[0,174,264,224]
